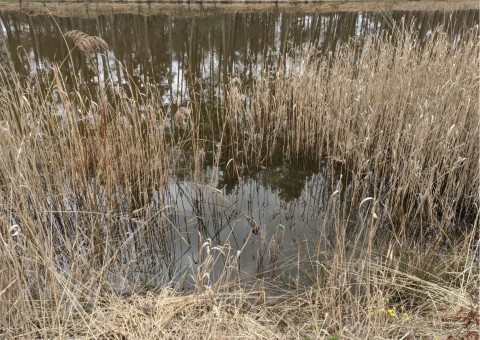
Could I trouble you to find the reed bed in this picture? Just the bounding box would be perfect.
[221,25,479,233]
[0,23,478,338]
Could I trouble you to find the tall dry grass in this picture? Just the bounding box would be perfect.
[0,23,478,338]
[222,25,479,233]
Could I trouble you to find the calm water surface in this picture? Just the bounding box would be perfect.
[1,9,477,100]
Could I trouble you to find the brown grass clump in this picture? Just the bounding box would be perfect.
[64,29,109,56]
[0,22,477,338]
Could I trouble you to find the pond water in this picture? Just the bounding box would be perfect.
[1,7,477,290]
[1,9,477,100]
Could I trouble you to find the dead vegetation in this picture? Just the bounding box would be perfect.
[0,22,478,339]
[64,30,109,56]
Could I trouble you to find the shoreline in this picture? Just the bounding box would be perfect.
[0,1,477,17]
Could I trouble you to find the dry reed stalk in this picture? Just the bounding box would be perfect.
[64,29,109,56]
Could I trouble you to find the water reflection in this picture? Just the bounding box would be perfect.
[103,159,396,292]
[0,9,477,103]
[114,164,349,289]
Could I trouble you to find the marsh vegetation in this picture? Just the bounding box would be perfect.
[0,8,478,338]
